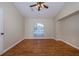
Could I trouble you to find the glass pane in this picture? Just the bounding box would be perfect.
[33,23,44,37]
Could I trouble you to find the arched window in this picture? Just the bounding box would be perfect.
[33,23,44,37]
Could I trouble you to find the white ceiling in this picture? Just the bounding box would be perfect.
[13,2,65,19]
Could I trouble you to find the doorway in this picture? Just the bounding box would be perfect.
[0,8,4,54]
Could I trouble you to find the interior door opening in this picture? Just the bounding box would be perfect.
[0,8,4,53]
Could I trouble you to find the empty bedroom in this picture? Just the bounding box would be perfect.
[0,2,79,56]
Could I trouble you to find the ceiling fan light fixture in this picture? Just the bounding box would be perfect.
[30,2,48,11]
[41,4,44,8]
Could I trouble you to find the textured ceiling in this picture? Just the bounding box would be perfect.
[13,2,65,19]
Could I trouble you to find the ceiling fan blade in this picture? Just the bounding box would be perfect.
[37,2,44,4]
[43,5,48,9]
[38,7,40,11]
[30,4,37,7]
[41,2,45,4]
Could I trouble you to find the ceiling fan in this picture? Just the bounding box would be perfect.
[29,2,48,11]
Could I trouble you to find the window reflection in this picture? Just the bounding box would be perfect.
[33,23,44,37]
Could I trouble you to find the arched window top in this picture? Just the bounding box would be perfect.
[36,23,44,27]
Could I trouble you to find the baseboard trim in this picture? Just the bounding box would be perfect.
[24,37,55,39]
[0,39,24,55]
[55,38,79,50]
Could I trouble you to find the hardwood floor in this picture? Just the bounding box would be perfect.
[2,39,79,56]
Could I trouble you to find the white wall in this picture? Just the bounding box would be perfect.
[0,3,24,51]
[56,13,79,48]
[55,2,79,49]
[55,2,79,38]
[25,18,55,39]
[55,2,79,21]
